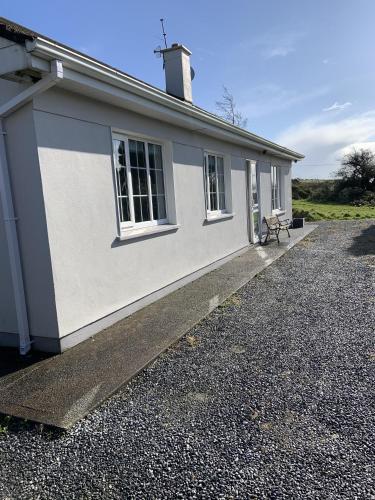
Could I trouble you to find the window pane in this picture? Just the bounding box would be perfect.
[141,196,150,221]
[209,172,216,193]
[210,192,218,211]
[131,167,140,195]
[138,168,148,195]
[251,167,258,205]
[219,192,226,210]
[217,156,224,176]
[157,196,166,219]
[114,140,126,167]
[118,167,128,197]
[152,196,158,220]
[152,195,166,220]
[120,197,130,222]
[150,169,156,193]
[218,173,225,194]
[271,166,280,210]
[150,169,165,196]
[148,143,162,169]
[129,139,137,166]
[209,155,217,194]
[208,155,216,176]
[113,139,130,223]
[253,212,260,236]
[134,196,142,223]
[156,170,165,196]
[137,141,146,167]
[154,144,163,169]
[148,143,155,169]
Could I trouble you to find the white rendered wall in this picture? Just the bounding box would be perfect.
[3,103,59,342]
[0,201,18,336]
[32,87,292,342]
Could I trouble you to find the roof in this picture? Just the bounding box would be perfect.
[0,17,304,161]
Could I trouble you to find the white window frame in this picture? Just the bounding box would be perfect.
[112,132,168,231]
[204,151,228,217]
[271,165,281,212]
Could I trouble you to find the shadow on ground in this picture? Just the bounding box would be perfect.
[0,347,51,378]
[348,223,375,256]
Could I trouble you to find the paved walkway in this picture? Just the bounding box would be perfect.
[0,225,315,428]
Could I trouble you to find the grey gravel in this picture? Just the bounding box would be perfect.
[0,220,374,499]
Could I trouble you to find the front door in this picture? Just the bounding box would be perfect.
[247,160,260,243]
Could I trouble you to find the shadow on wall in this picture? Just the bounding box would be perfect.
[348,224,375,257]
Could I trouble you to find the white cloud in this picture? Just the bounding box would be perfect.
[244,31,304,59]
[322,59,329,64]
[240,84,329,119]
[323,101,352,112]
[275,111,375,178]
[334,142,375,159]
[266,45,295,58]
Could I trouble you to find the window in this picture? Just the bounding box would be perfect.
[113,135,167,229]
[250,162,258,207]
[204,153,226,214]
[271,165,281,211]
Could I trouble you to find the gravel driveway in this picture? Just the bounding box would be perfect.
[0,220,374,499]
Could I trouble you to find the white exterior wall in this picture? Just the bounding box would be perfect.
[31,88,292,345]
[2,103,59,349]
[0,201,18,338]
[0,83,293,351]
[0,79,25,345]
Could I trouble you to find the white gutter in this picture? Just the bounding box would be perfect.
[0,59,63,355]
[26,38,304,161]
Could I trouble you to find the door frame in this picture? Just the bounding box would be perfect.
[246,159,261,243]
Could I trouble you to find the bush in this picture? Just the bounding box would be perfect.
[292,184,310,200]
[335,185,364,203]
[292,207,314,221]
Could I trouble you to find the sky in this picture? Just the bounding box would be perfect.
[2,0,375,178]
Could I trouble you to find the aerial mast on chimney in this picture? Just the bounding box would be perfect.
[160,18,168,49]
[154,19,168,67]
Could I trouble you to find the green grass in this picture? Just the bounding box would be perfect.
[292,200,375,222]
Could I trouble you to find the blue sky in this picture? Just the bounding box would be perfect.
[2,0,375,178]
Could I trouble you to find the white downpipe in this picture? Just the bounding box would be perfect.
[0,60,63,355]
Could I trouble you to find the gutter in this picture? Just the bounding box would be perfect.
[26,38,304,162]
[0,59,63,355]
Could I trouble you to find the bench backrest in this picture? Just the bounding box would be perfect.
[264,215,279,228]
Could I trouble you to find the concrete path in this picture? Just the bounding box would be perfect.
[0,225,316,428]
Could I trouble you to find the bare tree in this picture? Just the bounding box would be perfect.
[216,86,248,128]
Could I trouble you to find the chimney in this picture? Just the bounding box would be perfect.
[160,43,193,103]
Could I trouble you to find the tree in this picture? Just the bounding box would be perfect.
[335,148,375,192]
[215,86,248,129]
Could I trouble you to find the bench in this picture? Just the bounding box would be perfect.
[263,215,291,245]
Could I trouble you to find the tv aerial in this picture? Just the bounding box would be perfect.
[154,18,168,62]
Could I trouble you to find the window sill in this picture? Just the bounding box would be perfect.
[117,224,180,241]
[272,209,286,216]
[204,212,235,224]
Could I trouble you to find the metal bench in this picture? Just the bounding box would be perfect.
[263,215,291,244]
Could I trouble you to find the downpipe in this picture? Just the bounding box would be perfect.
[0,60,63,355]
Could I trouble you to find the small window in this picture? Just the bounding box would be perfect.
[113,136,167,229]
[204,153,226,214]
[271,166,281,211]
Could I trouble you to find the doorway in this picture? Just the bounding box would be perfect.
[247,160,260,243]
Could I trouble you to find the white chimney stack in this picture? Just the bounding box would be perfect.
[160,44,193,103]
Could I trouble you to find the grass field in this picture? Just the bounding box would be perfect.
[292,200,375,221]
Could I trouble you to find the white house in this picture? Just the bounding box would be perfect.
[0,18,304,354]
